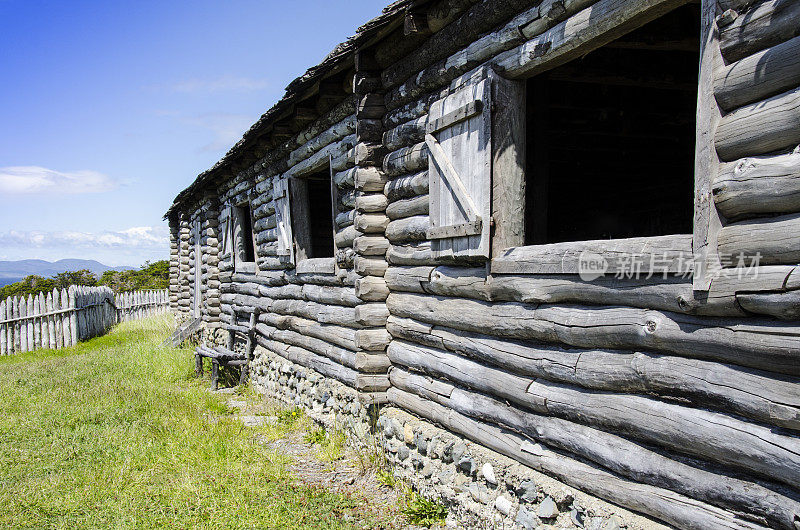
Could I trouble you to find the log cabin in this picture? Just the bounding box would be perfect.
[165,0,800,527]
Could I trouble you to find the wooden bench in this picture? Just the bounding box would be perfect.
[195,311,258,390]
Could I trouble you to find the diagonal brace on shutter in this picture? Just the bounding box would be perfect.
[273,177,292,256]
[425,132,483,239]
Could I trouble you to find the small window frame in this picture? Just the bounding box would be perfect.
[488,0,718,287]
[289,165,337,274]
[232,200,258,274]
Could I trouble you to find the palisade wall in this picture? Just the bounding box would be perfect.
[0,287,169,355]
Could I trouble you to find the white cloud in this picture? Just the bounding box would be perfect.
[0,166,118,195]
[0,226,168,251]
[159,75,270,94]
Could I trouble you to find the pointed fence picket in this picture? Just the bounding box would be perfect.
[0,287,169,355]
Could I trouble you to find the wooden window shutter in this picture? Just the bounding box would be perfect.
[220,204,234,267]
[329,154,340,273]
[426,76,492,259]
[273,175,295,264]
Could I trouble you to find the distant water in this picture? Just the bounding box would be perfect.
[0,278,21,288]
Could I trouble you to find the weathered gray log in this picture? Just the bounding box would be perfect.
[335,209,355,229]
[383,143,428,177]
[353,236,389,256]
[491,234,693,274]
[383,95,431,130]
[231,271,286,286]
[258,313,356,351]
[353,256,388,277]
[356,118,382,143]
[301,284,361,307]
[386,242,436,266]
[386,292,800,376]
[713,150,800,219]
[386,0,587,112]
[354,167,389,192]
[287,115,356,167]
[257,334,388,391]
[334,225,360,248]
[355,193,389,213]
[715,36,800,111]
[388,365,800,529]
[493,0,685,80]
[267,325,387,373]
[387,316,800,431]
[253,202,276,220]
[270,298,360,329]
[285,134,356,179]
[409,264,800,319]
[719,0,800,63]
[385,265,750,317]
[383,115,426,151]
[354,303,390,327]
[385,171,429,201]
[333,167,356,189]
[331,145,356,172]
[292,269,358,287]
[338,189,357,210]
[354,328,391,351]
[354,352,390,373]
[386,194,429,220]
[295,258,335,276]
[355,275,389,302]
[389,388,770,530]
[385,215,429,244]
[354,142,384,167]
[715,86,800,161]
[381,0,541,90]
[717,212,800,265]
[737,290,800,320]
[354,213,389,233]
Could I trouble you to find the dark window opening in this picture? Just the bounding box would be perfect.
[524,3,700,245]
[235,203,255,263]
[306,175,335,258]
[292,167,334,260]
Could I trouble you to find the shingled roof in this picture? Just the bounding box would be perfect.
[165,0,420,219]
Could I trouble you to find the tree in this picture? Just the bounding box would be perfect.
[53,270,97,289]
[98,260,169,292]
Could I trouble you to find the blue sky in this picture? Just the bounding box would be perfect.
[0,0,386,266]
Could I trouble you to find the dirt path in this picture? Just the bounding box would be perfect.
[222,390,413,529]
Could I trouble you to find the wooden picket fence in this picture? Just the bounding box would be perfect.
[115,290,170,322]
[0,287,169,355]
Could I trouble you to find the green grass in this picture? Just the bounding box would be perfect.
[401,490,448,527]
[303,426,346,462]
[0,316,387,529]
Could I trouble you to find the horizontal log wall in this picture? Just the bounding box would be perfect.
[167,0,800,526]
[371,0,800,527]
[180,99,393,399]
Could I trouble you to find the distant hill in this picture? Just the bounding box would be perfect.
[0,259,134,286]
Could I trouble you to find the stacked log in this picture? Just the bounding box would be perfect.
[169,218,179,311]
[178,216,191,316]
[344,51,393,403]
[199,197,221,327]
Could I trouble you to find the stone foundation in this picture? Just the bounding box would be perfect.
[379,407,668,530]
[247,347,668,530]
[249,345,376,441]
